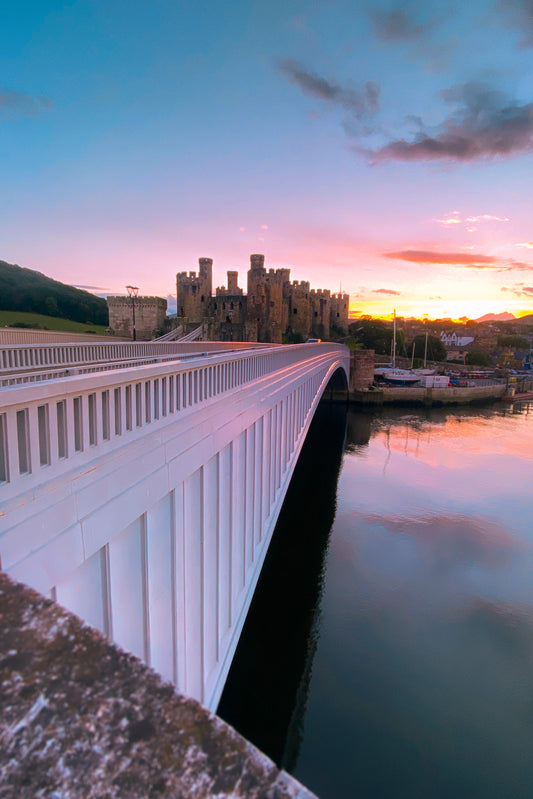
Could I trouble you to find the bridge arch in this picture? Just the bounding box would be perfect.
[0,341,349,710]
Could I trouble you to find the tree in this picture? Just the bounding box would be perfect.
[410,334,447,362]
[497,335,530,349]
[44,296,59,317]
[465,349,491,366]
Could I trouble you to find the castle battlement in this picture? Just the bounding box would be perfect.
[107,296,167,307]
[291,280,310,290]
[176,271,202,284]
[331,292,350,303]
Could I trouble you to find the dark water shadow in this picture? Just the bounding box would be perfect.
[217,400,347,770]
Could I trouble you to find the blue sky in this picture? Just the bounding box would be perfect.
[2,0,533,318]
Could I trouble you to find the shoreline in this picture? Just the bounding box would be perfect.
[342,383,508,407]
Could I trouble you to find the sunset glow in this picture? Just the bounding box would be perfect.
[1,1,533,320]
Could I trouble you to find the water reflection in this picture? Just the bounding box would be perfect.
[219,401,533,799]
[293,402,533,799]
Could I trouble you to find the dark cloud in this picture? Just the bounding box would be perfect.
[499,0,533,46]
[365,81,533,162]
[0,88,55,119]
[369,8,427,41]
[384,249,533,271]
[372,288,401,295]
[278,59,379,119]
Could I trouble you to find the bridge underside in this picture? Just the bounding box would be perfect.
[0,343,349,710]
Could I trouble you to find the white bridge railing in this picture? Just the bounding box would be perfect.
[0,344,347,502]
[0,340,266,374]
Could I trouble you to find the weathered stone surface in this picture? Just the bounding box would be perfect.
[0,573,316,799]
[107,296,167,340]
[350,349,375,391]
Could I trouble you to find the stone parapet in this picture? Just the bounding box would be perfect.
[0,572,317,799]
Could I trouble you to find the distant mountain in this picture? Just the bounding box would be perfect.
[0,260,108,326]
[515,314,533,325]
[475,312,516,322]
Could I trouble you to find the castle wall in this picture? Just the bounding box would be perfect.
[107,296,167,340]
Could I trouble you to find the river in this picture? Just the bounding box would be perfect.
[218,400,533,799]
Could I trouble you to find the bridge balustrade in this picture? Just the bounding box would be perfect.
[0,344,345,500]
[0,342,349,710]
[0,340,267,373]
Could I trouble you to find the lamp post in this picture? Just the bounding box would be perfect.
[126,285,139,341]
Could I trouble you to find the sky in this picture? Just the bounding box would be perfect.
[1,0,533,320]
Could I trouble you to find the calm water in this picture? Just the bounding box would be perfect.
[218,402,533,799]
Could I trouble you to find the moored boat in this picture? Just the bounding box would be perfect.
[382,368,421,386]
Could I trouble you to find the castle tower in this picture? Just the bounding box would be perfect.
[214,271,246,341]
[245,255,289,344]
[286,281,311,341]
[246,254,267,342]
[330,292,350,334]
[176,257,213,322]
[107,295,167,340]
[227,271,239,294]
[310,289,331,339]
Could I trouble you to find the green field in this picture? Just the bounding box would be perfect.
[0,310,109,335]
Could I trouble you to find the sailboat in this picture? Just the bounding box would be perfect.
[413,331,435,376]
[380,311,421,386]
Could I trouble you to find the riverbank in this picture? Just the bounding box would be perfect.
[346,383,507,407]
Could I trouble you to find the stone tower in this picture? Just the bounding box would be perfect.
[330,292,350,334]
[310,289,331,339]
[286,281,311,341]
[245,254,289,344]
[245,254,267,342]
[176,257,213,322]
[214,271,245,341]
[107,296,167,340]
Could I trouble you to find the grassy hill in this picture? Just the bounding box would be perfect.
[0,310,108,335]
[0,260,108,326]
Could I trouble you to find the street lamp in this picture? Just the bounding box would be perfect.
[126,285,139,341]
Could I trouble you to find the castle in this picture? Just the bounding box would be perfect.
[107,254,349,342]
[176,254,349,343]
[106,295,167,341]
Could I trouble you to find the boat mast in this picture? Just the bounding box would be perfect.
[393,310,396,369]
[424,331,428,368]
